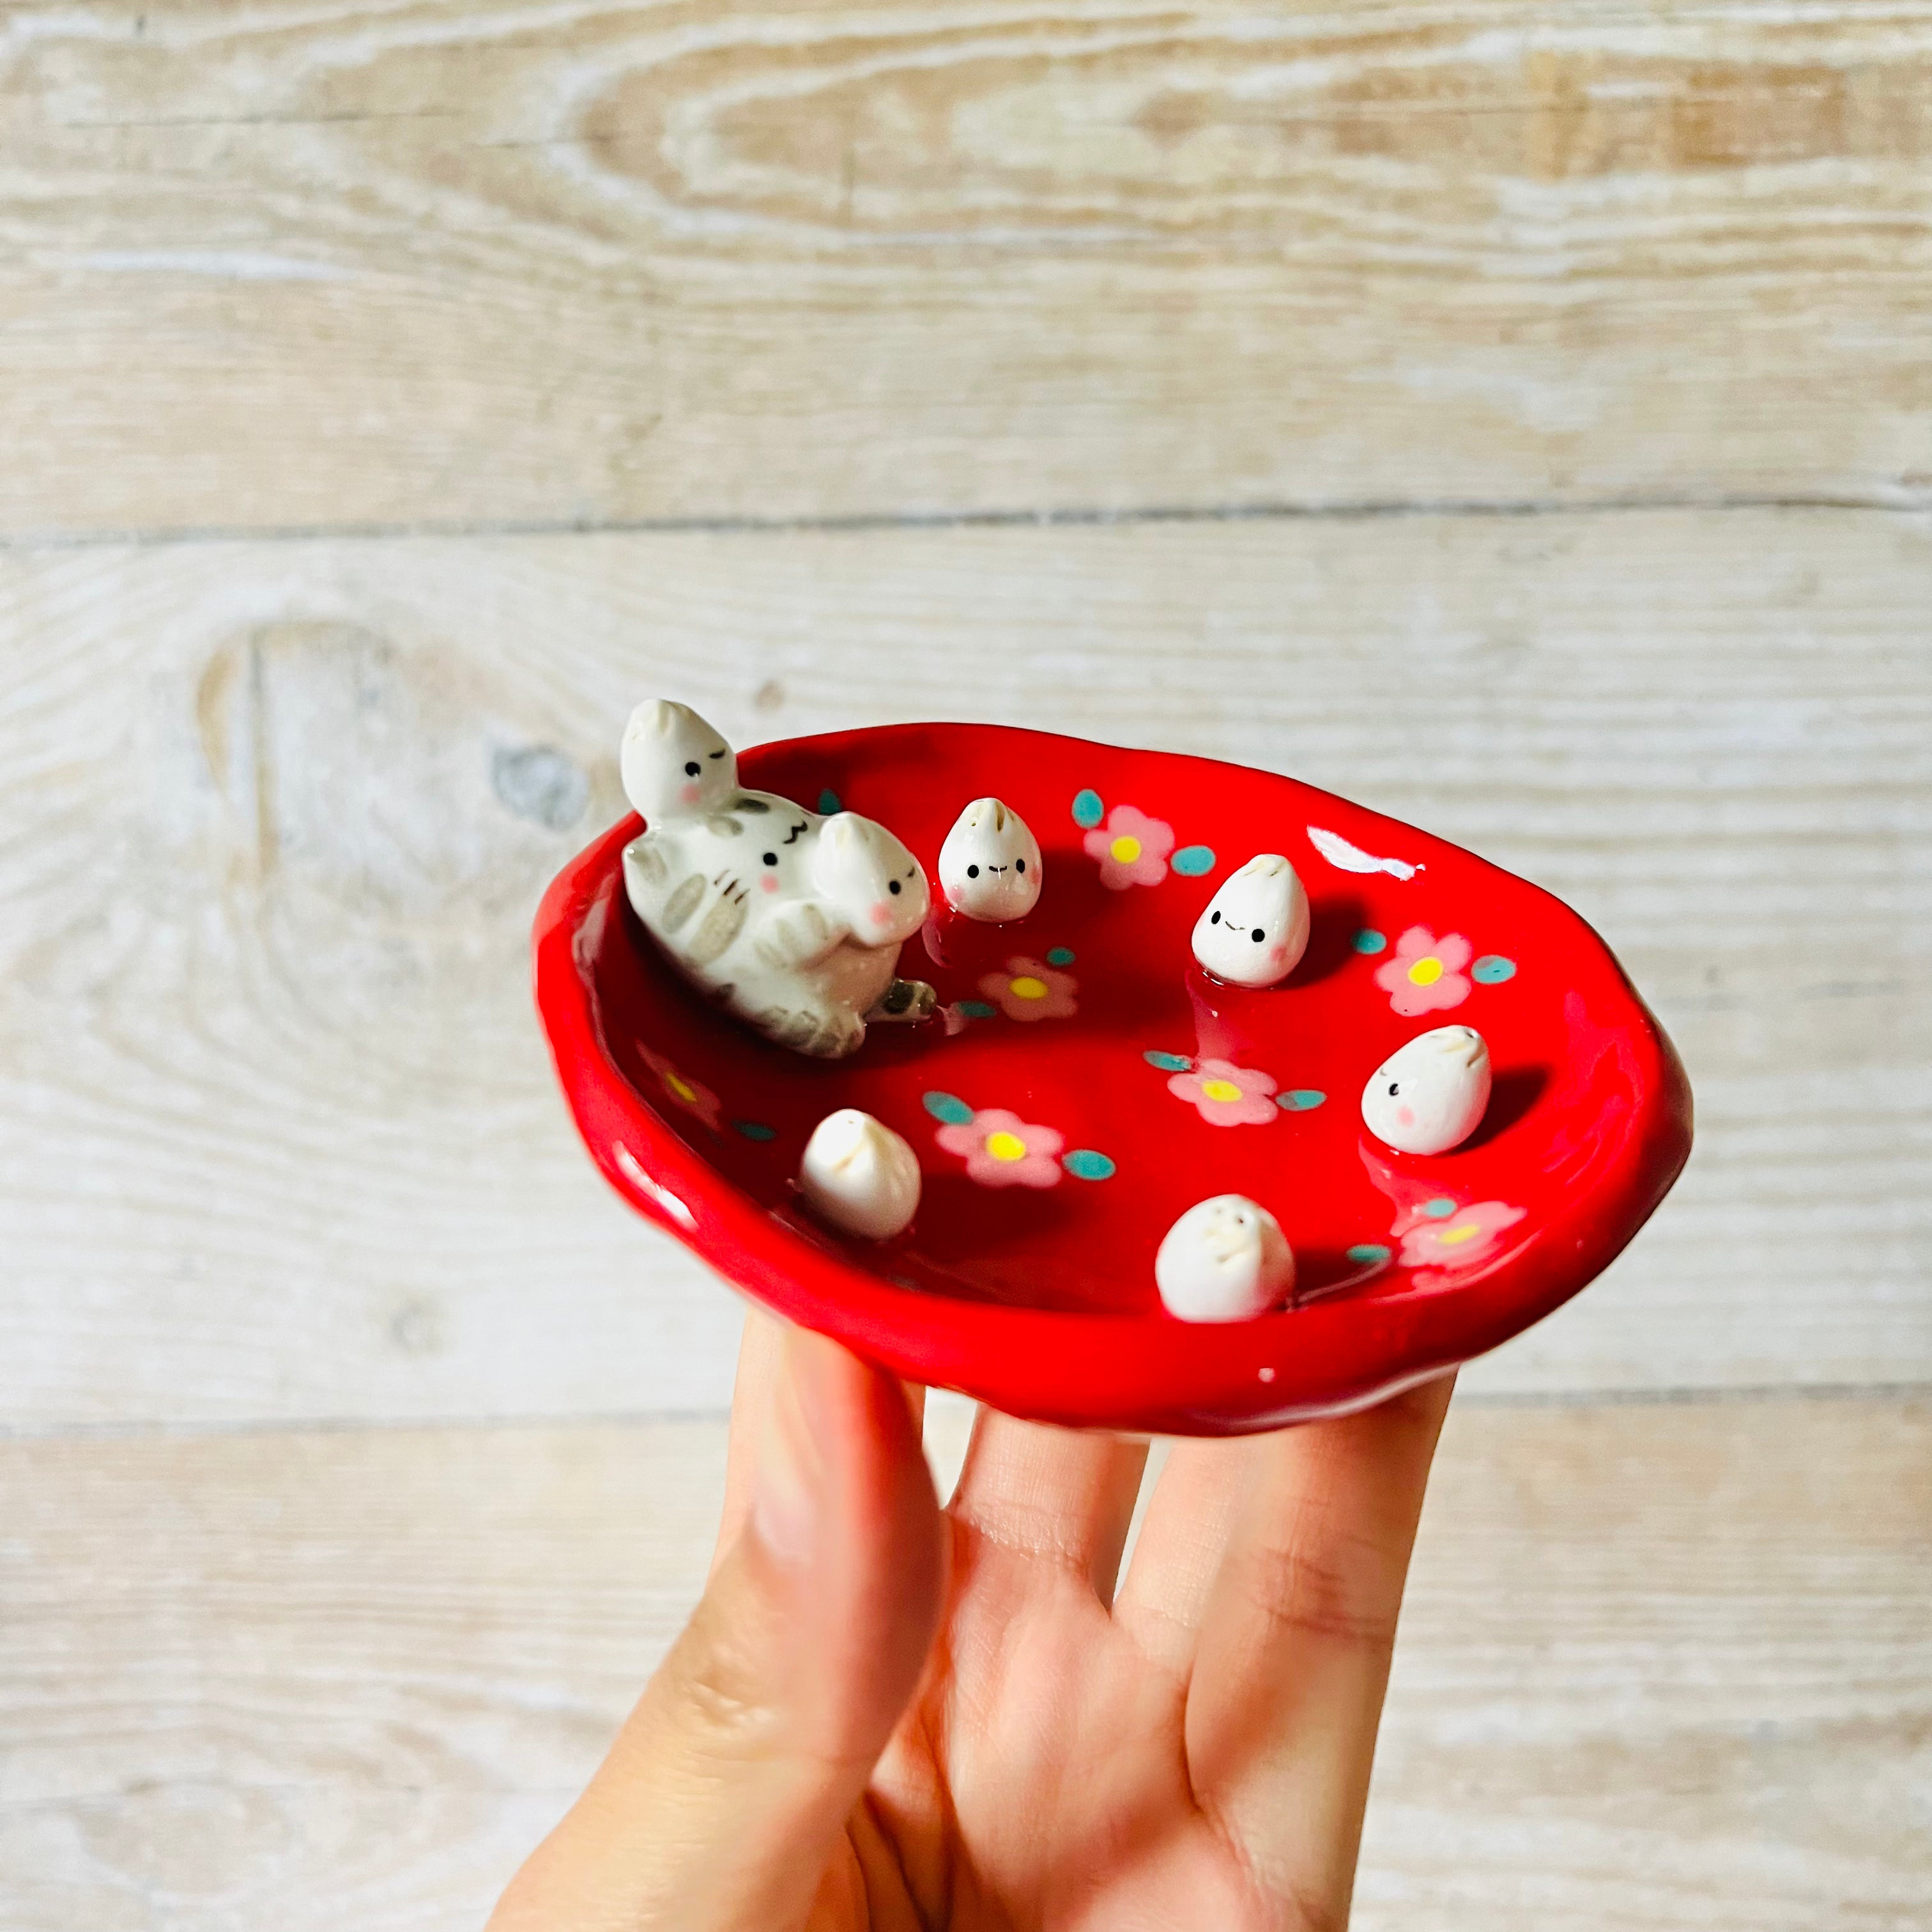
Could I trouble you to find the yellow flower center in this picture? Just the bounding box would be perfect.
[665,1073,696,1102]
[1437,1222,1482,1245]
[1109,835,1142,864]
[1009,976,1049,1000]
[1407,956,1444,986]
[985,1131,1029,1162]
[1200,1078,1243,1103]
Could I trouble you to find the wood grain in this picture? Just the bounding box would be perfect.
[1,507,1926,1427]
[1,1395,1924,1929]
[4,0,1930,535]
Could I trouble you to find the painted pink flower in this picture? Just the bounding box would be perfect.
[1397,1199,1526,1271]
[1167,1057,1279,1128]
[638,1046,723,1131]
[1374,924,1473,1016]
[1084,804,1175,891]
[978,955,1078,1022]
[935,1107,1065,1188]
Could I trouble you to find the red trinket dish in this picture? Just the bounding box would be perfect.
[533,723,1692,1434]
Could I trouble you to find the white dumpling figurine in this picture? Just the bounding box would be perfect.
[621,700,935,1057]
[1361,1025,1492,1155]
[1154,1195,1296,1322]
[1191,854,1310,986]
[938,797,1042,922]
[799,1109,922,1239]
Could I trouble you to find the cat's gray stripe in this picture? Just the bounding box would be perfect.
[687,888,748,967]
[661,873,705,933]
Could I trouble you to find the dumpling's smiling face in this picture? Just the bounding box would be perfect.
[621,699,737,822]
[939,797,1042,922]
[1360,1025,1492,1155]
[1190,854,1310,986]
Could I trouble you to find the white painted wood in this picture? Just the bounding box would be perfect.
[3,0,1930,534]
[0,1399,1923,1929]
[2,510,1926,1425]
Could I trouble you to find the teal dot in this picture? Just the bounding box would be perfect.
[1045,946,1076,967]
[1354,929,1387,954]
[1347,1243,1392,1266]
[922,1091,974,1125]
[1473,954,1517,984]
[1063,1149,1116,1181]
[956,999,997,1019]
[732,1120,777,1142]
[1143,1050,1193,1072]
[1172,845,1216,877]
[1071,788,1104,829]
[1422,1197,1457,1219]
[1278,1089,1326,1112]
[816,786,841,815]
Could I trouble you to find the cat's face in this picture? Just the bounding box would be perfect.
[732,796,817,901]
[1191,854,1310,986]
[811,813,930,946]
[938,797,1042,922]
[621,700,737,822]
[1360,1025,1491,1155]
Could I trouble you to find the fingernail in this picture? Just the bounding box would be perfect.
[750,1332,828,1565]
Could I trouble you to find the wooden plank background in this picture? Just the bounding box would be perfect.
[1,0,1927,1924]
[5,0,1932,534]
[2,1398,1928,1930]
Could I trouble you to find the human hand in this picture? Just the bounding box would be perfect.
[490,1312,1452,1931]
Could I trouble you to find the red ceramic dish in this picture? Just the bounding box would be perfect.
[534,723,1692,1434]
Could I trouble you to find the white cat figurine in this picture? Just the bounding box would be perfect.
[620,701,936,1058]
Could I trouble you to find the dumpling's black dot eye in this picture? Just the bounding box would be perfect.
[967,864,979,878]
[1015,857,1026,873]
[1209,910,1220,924]
[761,851,778,866]
[684,761,700,776]
[1251,928,1265,942]
[888,878,902,895]
[1388,1082,1399,1096]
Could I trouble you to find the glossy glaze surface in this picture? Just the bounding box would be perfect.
[535,723,1693,1433]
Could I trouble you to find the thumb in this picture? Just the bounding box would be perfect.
[491,1326,946,1932]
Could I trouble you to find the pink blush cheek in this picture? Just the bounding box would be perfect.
[1397,1105,1416,1129]
[678,782,702,806]
[760,875,781,893]
[1268,943,1289,966]
[868,903,893,928]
